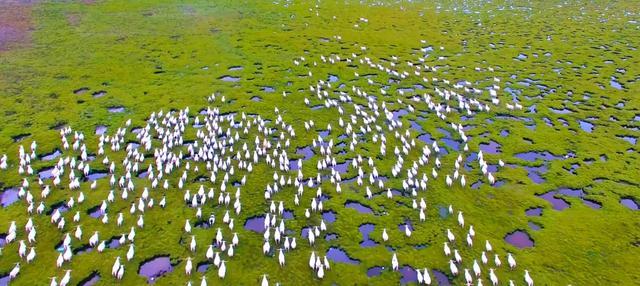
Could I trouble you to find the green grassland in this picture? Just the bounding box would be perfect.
[0,0,639,285]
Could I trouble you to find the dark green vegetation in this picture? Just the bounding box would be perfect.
[0,0,639,285]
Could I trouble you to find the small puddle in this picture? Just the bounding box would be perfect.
[78,271,100,286]
[74,87,90,95]
[1,188,19,207]
[367,266,385,277]
[504,230,534,248]
[610,77,624,90]
[92,90,107,98]
[326,247,360,264]
[433,270,451,286]
[621,198,639,210]
[261,86,275,93]
[438,206,450,219]
[578,120,594,133]
[197,261,212,273]
[397,219,414,233]
[244,215,265,233]
[392,109,409,121]
[583,199,602,209]
[108,106,125,113]
[138,256,174,283]
[42,149,62,161]
[322,210,336,223]
[417,133,433,145]
[523,165,547,184]
[617,135,637,145]
[358,223,377,247]
[528,222,542,231]
[399,266,418,284]
[219,75,240,82]
[86,172,108,181]
[515,151,562,162]
[409,120,424,133]
[537,191,570,211]
[479,140,501,154]
[87,205,103,218]
[441,138,460,151]
[95,125,107,135]
[296,146,314,161]
[283,210,294,220]
[325,233,338,241]
[107,237,122,249]
[525,207,542,217]
[39,167,55,180]
[345,201,373,214]
[333,160,350,174]
[12,133,30,142]
[555,188,602,209]
[549,107,573,114]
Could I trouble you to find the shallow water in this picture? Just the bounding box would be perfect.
[138,256,173,283]
[219,75,240,82]
[549,107,573,114]
[326,247,360,264]
[197,261,212,273]
[618,135,637,145]
[1,188,19,208]
[358,223,377,247]
[525,207,542,216]
[92,90,107,98]
[523,165,547,184]
[504,230,534,248]
[42,149,62,161]
[108,106,125,113]
[95,125,107,135]
[399,266,418,284]
[578,120,594,133]
[438,206,449,218]
[78,272,100,286]
[296,146,314,161]
[583,199,602,209]
[479,140,501,154]
[620,198,639,210]
[433,270,451,286]
[345,201,373,214]
[0,276,10,286]
[515,151,561,162]
[528,221,542,231]
[86,172,108,181]
[244,215,265,233]
[38,167,55,180]
[538,191,570,211]
[392,109,409,121]
[367,266,385,277]
[322,210,337,223]
[610,77,624,90]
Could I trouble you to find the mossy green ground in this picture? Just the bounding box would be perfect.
[0,0,639,285]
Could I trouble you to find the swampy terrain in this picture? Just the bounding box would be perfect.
[0,0,639,285]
